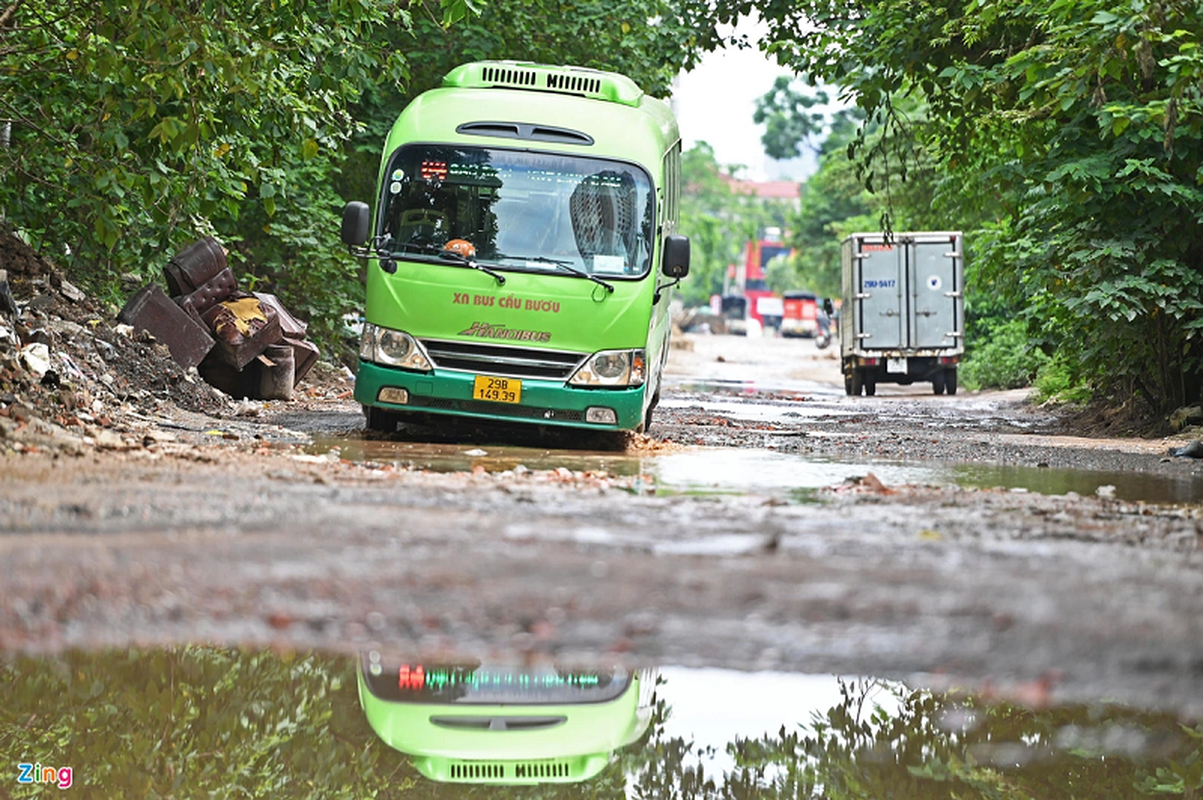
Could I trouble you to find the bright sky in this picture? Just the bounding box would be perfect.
[654,668,901,778]
[671,23,813,183]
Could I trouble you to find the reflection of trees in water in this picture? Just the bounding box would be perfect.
[2,647,418,797]
[623,677,1202,800]
[3,650,1200,799]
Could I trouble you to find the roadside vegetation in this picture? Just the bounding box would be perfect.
[3,0,1201,426]
[697,0,1203,426]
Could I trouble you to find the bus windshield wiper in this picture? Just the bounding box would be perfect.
[380,242,506,286]
[496,253,614,293]
[435,249,506,286]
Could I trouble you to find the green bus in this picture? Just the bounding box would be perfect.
[357,654,656,784]
[341,61,689,434]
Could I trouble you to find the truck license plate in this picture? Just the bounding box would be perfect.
[887,357,908,373]
[473,375,521,404]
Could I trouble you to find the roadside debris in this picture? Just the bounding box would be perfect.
[0,230,339,458]
[119,236,319,401]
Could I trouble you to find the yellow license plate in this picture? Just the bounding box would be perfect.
[472,375,521,404]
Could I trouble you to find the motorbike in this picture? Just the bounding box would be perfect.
[814,311,833,349]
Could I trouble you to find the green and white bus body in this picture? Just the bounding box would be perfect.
[357,653,656,784]
[342,62,689,434]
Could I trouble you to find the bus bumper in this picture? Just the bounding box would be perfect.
[354,361,646,430]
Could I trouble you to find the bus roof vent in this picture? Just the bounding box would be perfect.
[456,121,594,145]
[480,63,538,88]
[546,72,600,95]
[444,61,645,107]
[448,762,505,781]
[514,761,571,780]
[420,755,603,784]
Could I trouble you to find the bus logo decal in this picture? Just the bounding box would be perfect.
[460,321,552,343]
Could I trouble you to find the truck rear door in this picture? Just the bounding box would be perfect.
[856,239,904,350]
[908,235,961,349]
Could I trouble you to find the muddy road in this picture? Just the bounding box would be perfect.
[3,333,1203,720]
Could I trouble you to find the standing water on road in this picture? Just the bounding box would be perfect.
[313,437,1203,505]
[4,646,1200,796]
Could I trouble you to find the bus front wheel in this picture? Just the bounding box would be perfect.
[364,405,401,433]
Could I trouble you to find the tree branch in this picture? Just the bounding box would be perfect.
[0,0,21,32]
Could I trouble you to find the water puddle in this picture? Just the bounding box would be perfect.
[950,462,1203,504]
[4,647,1199,795]
[311,438,1203,505]
[663,375,842,400]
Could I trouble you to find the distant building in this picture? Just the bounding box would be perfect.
[720,176,801,209]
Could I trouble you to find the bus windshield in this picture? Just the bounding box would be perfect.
[379,145,655,279]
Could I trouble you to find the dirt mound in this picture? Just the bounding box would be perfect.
[0,228,50,280]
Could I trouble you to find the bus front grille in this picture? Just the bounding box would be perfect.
[422,339,585,380]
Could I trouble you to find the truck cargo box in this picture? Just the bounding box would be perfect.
[840,232,964,395]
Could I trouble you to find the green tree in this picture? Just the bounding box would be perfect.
[0,1,411,319]
[753,77,832,161]
[1,0,710,354]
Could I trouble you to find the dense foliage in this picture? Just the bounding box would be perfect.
[704,0,1203,417]
[0,0,708,353]
[0,0,423,347]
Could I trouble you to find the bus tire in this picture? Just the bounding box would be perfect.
[364,405,401,433]
[643,390,659,433]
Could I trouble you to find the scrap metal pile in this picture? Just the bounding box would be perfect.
[119,237,319,401]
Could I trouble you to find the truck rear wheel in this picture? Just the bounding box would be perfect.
[932,370,946,395]
[945,368,958,396]
[849,369,863,396]
[864,378,876,396]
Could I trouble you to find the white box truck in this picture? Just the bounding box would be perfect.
[839,231,964,395]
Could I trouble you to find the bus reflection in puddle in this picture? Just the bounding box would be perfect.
[357,651,655,784]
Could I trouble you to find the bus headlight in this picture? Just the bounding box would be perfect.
[569,349,646,387]
[360,323,432,370]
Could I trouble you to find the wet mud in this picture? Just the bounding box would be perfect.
[2,334,1202,724]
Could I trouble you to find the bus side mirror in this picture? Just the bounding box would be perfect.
[662,235,690,279]
[341,201,370,246]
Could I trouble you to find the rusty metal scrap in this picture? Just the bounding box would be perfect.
[118,237,321,399]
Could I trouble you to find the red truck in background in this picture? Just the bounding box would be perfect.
[742,239,791,330]
[780,290,818,337]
